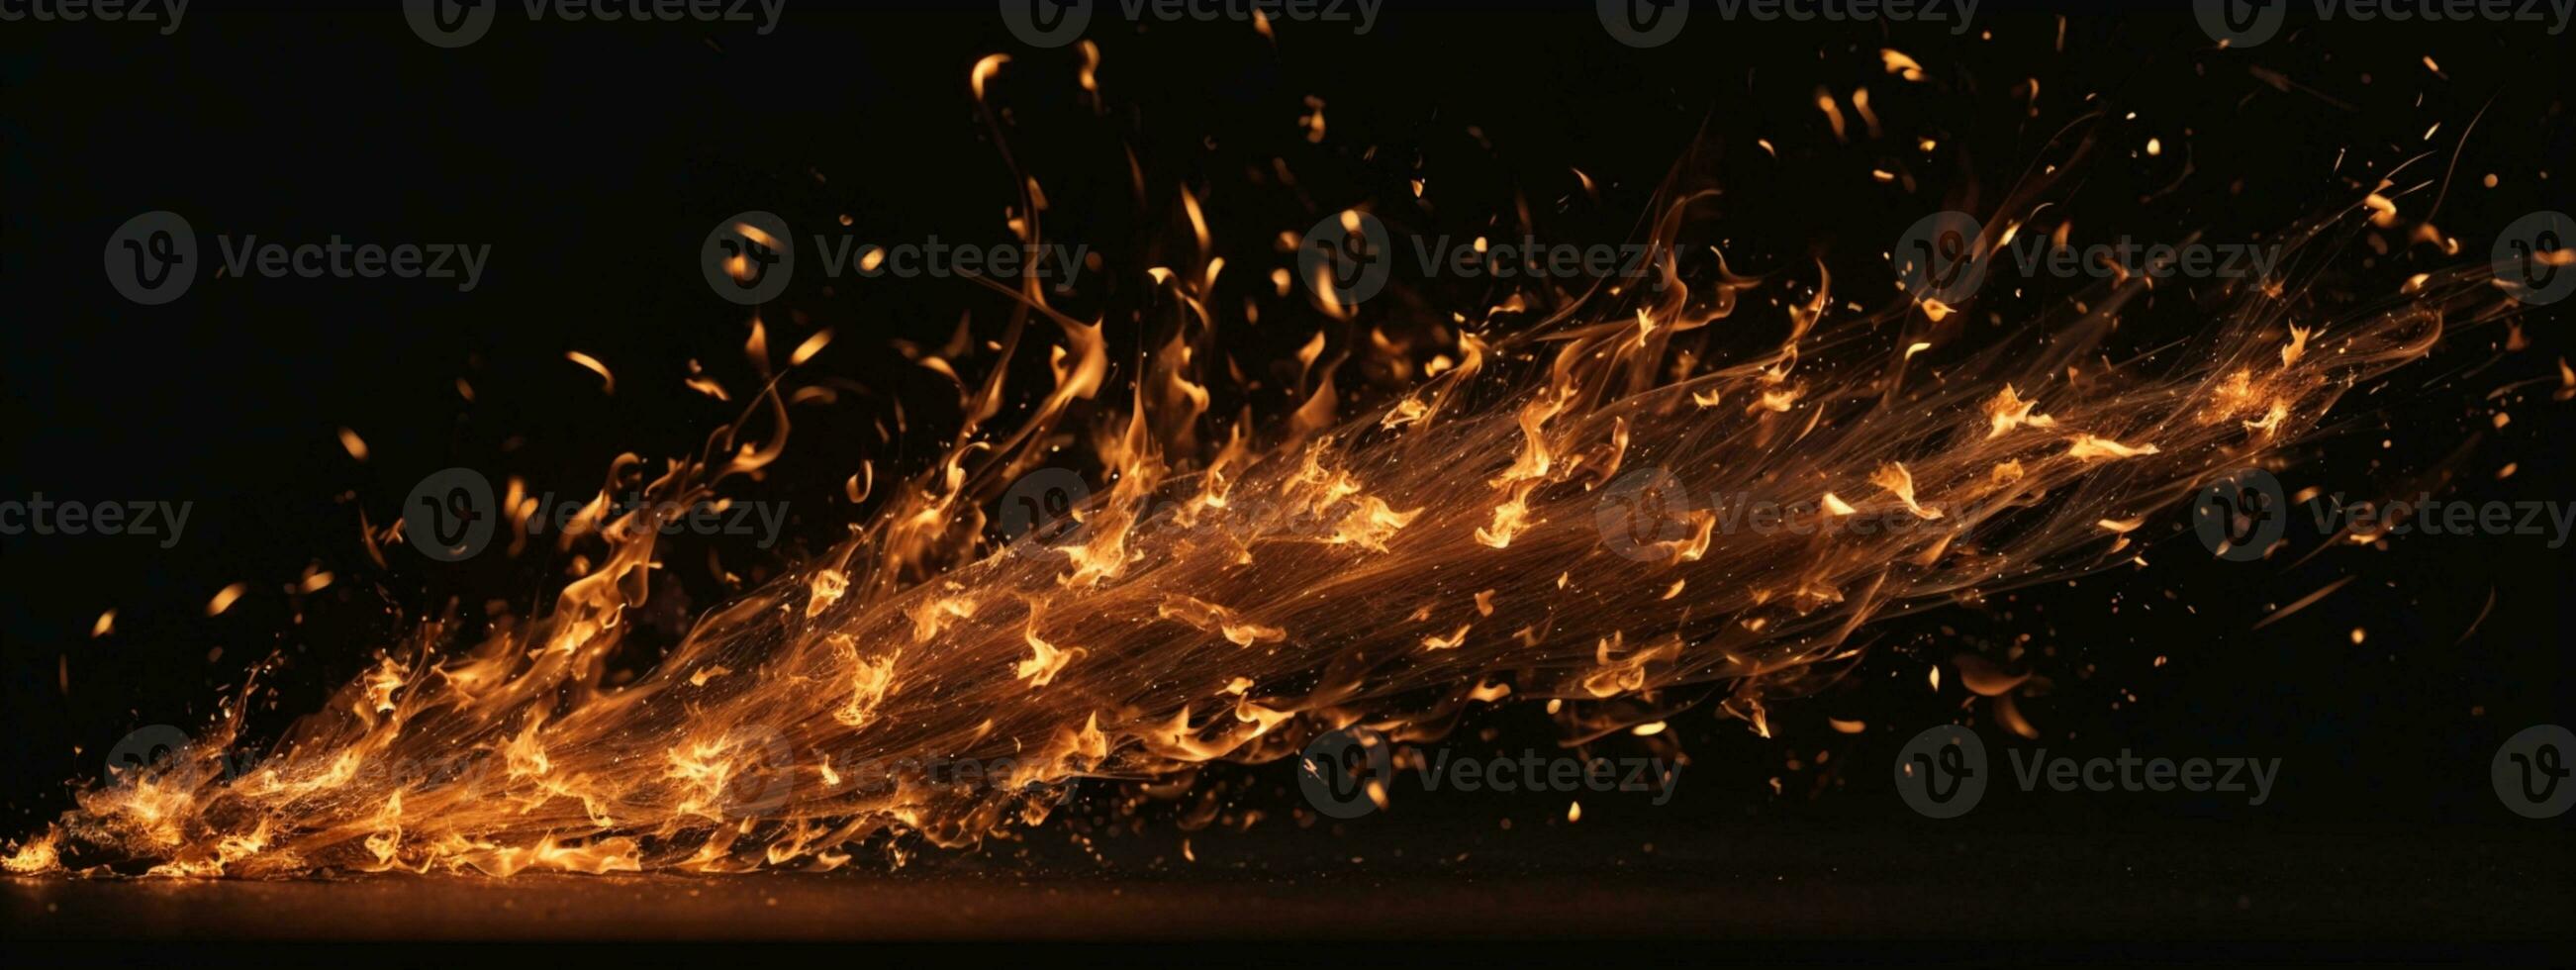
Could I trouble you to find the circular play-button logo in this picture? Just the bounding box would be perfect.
[1893,210,1989,308]
[1895,725,1987,819]
[405,0,497,48]
[404,467,498,562]
[104,210,198,305]
[1002,0,1093,48]
[1598,0,1688,48]
[703,211,796,306]
[2493,724,2576,820]
[1298,725,1391,820]
[2193,0,2285,48]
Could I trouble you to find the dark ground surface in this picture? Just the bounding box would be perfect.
[4,822,2568,959]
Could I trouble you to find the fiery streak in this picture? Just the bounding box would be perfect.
[7,58,2520,879]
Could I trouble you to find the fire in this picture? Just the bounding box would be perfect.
[7,54,2521,879]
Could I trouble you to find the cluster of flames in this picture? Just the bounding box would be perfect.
[6,49,2522,877]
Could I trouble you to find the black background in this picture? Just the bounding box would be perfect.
[2,0,2572,938]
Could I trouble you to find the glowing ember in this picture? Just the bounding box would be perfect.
[5,52,2521,880]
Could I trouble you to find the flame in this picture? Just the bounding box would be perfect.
[8,55,2522,879]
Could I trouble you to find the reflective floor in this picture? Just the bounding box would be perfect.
[5,824,2567,947]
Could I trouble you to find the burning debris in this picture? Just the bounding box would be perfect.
[8,46,2524,879]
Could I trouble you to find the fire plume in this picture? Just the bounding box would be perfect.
[7,56,2518,879]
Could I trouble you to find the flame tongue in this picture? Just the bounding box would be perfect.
[9,61,2513,879]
